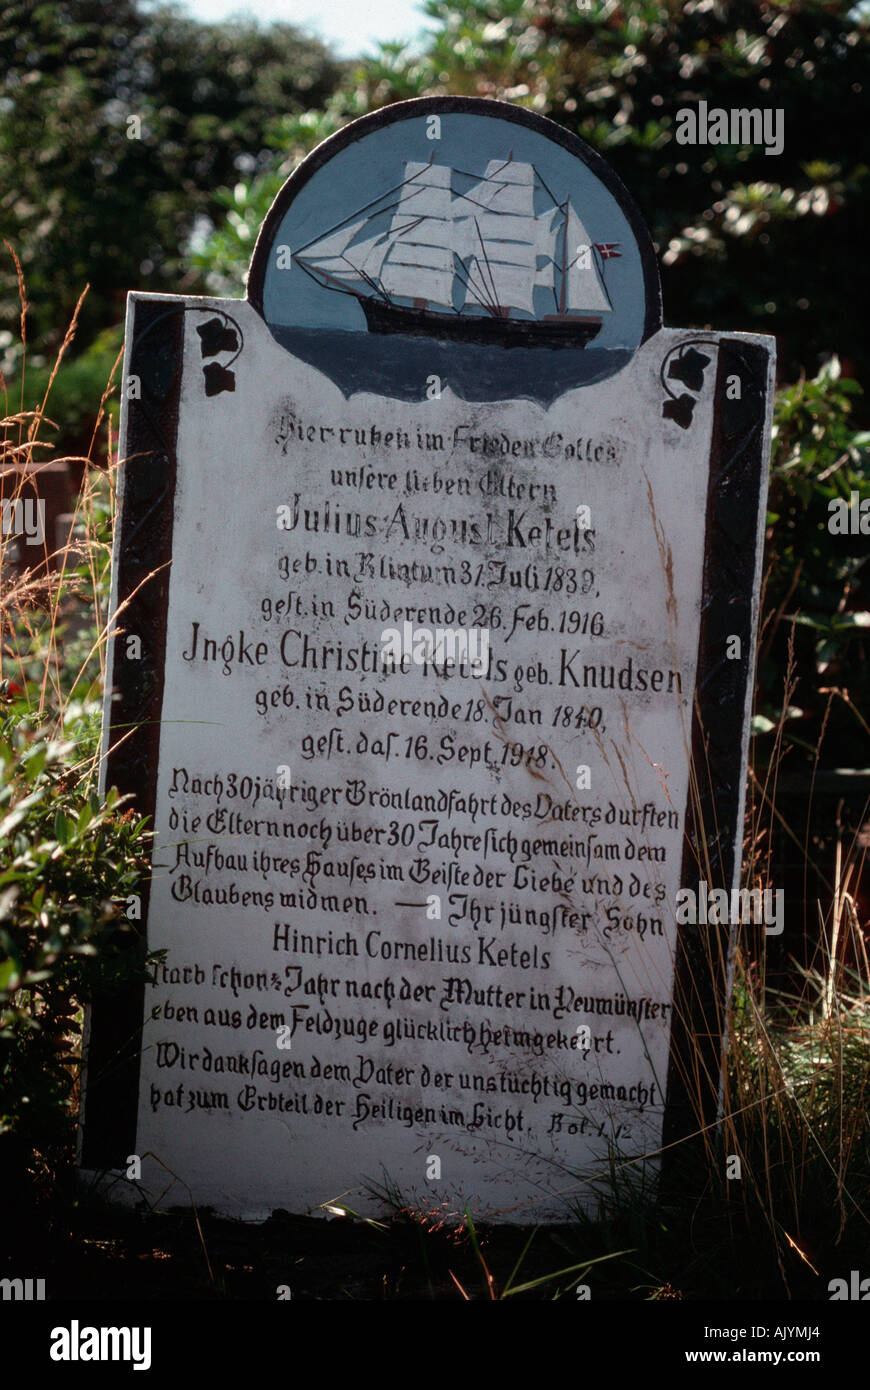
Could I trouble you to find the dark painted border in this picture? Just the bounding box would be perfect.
[661,337,773,1182]
[80,298,183,1168]
[246,97,663,345]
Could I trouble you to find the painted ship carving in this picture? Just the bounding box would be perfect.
[293,155,619,349]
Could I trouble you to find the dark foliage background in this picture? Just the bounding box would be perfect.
[0,0,344,352]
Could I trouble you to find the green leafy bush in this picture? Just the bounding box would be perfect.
[759,359,869,764]
[0,692,154,1205]
[0,693,153,1205]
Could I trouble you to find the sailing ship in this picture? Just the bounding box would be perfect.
[293,156,616,349]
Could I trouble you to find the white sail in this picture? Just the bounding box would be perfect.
[473,211,536,246]
[380,255,454,307]
[533,207,559,292]
[380,161,455,307]
[535,206,559,255]
[460,159,535,219]
[455,253,495,312]
[459,162,538,316]
[294,217,375,288]
[535,260,555,292]
[462,248,537,315]
[563,204,613,314]
[297,217,368,261]
[390,160,452,225]
[343,231,392,285]
[465,257,536,315]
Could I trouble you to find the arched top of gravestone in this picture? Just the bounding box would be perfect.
[247,97,662,405]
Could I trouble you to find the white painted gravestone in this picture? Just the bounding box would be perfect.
[80,98,775,1222]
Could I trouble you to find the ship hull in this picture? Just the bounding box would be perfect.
[361,297,602,349]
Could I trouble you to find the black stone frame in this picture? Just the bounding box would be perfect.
[661,336,773,1183]
[81,102,773,1205]
[79,298,184,1167]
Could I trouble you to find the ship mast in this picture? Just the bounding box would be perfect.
[417,150,438,308]
[559,196,569,317]
[456,158,538,319]
[379,161,455,311]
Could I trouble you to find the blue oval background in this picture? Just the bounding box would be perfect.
[252,107,655,404]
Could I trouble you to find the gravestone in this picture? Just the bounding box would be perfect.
[80,97,775,1223]
[1,461,74,598]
